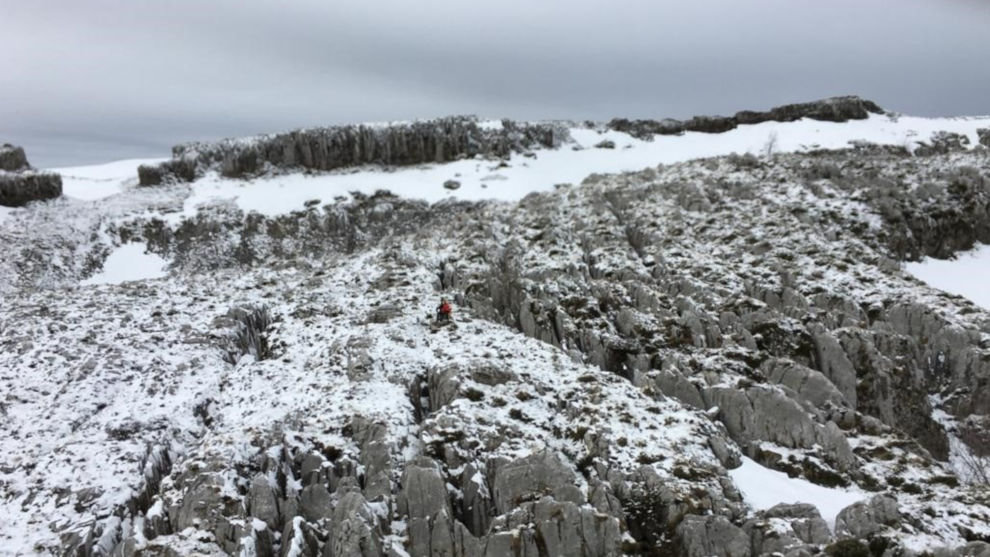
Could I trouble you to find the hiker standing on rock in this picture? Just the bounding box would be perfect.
[436,298,452,323]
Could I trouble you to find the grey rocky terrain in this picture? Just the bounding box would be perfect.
[0,144,62,207]
[2,99,990,556]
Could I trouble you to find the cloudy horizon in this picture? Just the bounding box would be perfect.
[3,0,989,167]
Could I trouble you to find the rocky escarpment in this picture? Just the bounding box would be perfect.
[609,95,884,138]
[0,143,62,207]
[136,96,886,187]
[137,117,569,186]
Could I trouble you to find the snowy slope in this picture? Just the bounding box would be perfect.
[3,108,990,556]
[53,158,167,201]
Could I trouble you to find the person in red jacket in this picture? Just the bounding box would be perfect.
[436,298,452,323]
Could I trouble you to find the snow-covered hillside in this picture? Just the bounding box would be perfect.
[3,99,990,556]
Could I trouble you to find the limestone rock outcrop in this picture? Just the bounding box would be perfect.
[0,143,61,206]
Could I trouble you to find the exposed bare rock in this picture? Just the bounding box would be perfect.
[0,143,29,171]
[491,450,582,514]
[676,514,751,557]
[138,117,570,185]
[610,96,883,139]
[0,169,62,206]
[915,131,972,156]
[248,475,281,531]
[834,495,901,539]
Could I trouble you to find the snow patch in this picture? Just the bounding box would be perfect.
[904,243,990,310]
[728,457,865,529]
[52,158,167,201]
[80,243,169,286]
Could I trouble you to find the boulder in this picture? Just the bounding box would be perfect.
[834,495,900,539]
[0,143,29,171]
[492,450,582,514]
[299,484,333,523]
[960,541,990,557]
[676,514,751,557]
[764,503,832,545]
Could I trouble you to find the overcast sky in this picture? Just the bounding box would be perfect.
[2,0,989,167]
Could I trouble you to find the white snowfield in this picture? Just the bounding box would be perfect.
[79,243,169,286]
[728,457,865,529]
[905,244,990,311]
[52,158,167,201]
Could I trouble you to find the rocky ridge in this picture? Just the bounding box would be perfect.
[2,104,990,556]
[0,143,62,207]
[136,96,884,188]
[137,118,569,186]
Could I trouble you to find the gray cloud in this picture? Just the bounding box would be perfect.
[2,0,988,167]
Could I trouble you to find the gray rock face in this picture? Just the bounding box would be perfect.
[397,457,469,557]
[329,488,384,557]
[248,475,281,530]
[676,514,751,557]
[0,143,29,171]
[0,170,62,207]
[763,503,832,545]
[834,495,901,539]
[708,385,854,470]
[978,128,990,148]
[483,496,623,557]
[168,468,247,554]
[810,329,858,409]
[299,484,333,523]
[492,450,581,514]
[914,131,971,156]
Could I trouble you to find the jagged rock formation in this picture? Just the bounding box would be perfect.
[609,95,884,139]
[3,108,990,556]
[0,143,62,206]
[137,117,570,185]
[0,143,30,171]
[137,96,884,187]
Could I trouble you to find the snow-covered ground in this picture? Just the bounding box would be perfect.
[52,158,166,201]
[728,457,865,529]
[4,111,987,554]
[904,244,990,310]
[79,243,169,286]
[0,205,14,224]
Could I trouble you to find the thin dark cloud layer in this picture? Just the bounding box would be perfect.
[2,0,988,166]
